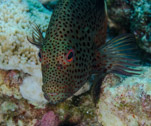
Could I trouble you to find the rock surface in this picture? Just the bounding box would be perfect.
[97,67,151,126]
[107,0,151,53]
[35,111,59,126]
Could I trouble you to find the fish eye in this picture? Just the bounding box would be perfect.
[66,49,74,62]
[38,51,42,62]
[68,52,73,59]
[38,52,41,58]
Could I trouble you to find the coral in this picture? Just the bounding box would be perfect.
[0,85,98,126]
[0,69,47,125]
[141,92,151,118]
[0,96,49,126]
[55,94,99,126]
[1,101,18,114]
[97,67,151,126]
[0,0,50,71]
[0,0,51,105]
[0,69,23,99]
[20,74,47,106]
[106,0,151,53]
[35,111,59,126]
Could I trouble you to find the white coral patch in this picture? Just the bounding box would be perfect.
[20,70,48,106]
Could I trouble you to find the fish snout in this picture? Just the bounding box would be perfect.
[42,83,74,104]
[44,92,71,104]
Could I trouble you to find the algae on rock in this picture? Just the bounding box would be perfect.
[97,67,151,126]
[106,0,151,53]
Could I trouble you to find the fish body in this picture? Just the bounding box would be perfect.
[28,0,139,104]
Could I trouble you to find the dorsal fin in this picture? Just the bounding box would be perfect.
[89,0,106,47]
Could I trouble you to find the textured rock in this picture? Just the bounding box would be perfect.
[107,0,151,53]
[35,111,59,126]
[97,67,151,126]
[0,69,23,99]
[1,101,18,114]
[0,96,49,126]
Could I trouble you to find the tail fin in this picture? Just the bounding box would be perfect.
[93,34,141,76]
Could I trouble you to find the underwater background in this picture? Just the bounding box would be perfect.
[0,0,151,126]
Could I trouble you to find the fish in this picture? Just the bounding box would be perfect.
[27,0,140,104]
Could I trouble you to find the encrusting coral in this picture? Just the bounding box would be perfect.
[0,69,23,100]
[0,0,50,71]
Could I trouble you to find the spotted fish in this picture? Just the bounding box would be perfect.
[28,0,140,104]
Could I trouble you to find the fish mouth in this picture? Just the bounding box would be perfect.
[42,80,77,104]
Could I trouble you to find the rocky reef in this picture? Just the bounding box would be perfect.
[106,0,151,53]
[97,67,151,126]
[0,0,151,126]
[0,69,98,126]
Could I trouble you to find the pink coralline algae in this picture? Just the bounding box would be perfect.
[141,92,151,117]
[35,111,59,126]
[4,70,26,85]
